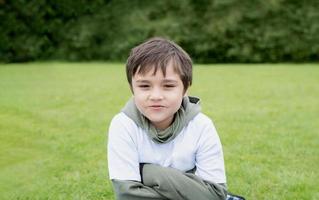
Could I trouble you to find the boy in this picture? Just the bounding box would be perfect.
[107,37,227,200]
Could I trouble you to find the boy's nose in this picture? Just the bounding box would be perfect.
[149,88,164,100]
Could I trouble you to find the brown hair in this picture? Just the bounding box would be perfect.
[126,37,192,92]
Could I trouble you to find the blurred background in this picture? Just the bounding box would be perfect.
[1,1,319,199]
[1,0,318,63]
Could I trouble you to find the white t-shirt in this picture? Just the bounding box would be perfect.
[107,112,226,184]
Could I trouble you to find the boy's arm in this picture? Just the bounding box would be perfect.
[112,179,168,200]
[108,114,167,200]
[141,164,227,200]
[112,164,226,200]
[194,119,227,186]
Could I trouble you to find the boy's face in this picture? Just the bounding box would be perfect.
[132,62,186,130]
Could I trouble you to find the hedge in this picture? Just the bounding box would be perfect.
[0,0,318,63]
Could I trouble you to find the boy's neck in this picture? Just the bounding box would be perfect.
[152,115,175,131]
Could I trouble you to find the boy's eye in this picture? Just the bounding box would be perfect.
[164,85,176,88]
[138,85,150,88]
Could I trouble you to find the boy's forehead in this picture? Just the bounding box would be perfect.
[136,65,164,76]
[135,61,182,77]
[133,65,183,82]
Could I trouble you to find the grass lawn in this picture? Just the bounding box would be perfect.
[0,62,318,199]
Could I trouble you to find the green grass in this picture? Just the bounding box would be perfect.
[0,62,318,199]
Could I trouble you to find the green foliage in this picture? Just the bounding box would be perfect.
[0,0,318,62]
[0,63,319,199]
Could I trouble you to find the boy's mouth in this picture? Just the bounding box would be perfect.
[149,105,165,109]
[150,105,164,107]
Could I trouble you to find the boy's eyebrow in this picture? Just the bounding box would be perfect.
[162,79,178,83]
[135,79,179,83]
[135,80,150,83]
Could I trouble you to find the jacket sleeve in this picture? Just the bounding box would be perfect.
[195,119,227,184]
[112,179,168,200]
[108,114,141,181]
[141,164,227,200]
